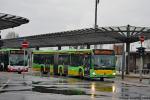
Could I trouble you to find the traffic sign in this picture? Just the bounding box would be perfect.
[139,35,145,43]
[22,41,29,48]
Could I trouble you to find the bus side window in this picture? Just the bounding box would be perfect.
[59,55,70,65]
[33,54,38,64]
[40,55,44,64]
[58,55,62,65]
[70,54,81,66]
[66,55,70,65]
[49,55,54,65]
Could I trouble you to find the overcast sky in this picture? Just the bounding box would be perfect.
[1,0,150,38]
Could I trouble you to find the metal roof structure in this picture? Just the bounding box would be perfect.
[2,25,150,48]
[0,13,29,30]
[2,24,150,75]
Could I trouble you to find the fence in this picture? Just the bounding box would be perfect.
[133,69,150,75]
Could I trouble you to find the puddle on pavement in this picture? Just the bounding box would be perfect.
[32,85,111,99]
[32,86,86,95]
[90,82,115,93]
[32,81,42,84]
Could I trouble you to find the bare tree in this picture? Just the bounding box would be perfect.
[5,31,19,39]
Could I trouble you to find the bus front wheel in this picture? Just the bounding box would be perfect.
[18,71,21,74]
[59,68,63,76]
[100,77,104,81]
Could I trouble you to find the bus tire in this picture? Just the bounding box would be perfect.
[40,66,44,74]
[79,69,83,79]
[100,77,104,81]
[59,67,63,76]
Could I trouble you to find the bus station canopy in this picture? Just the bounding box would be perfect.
[0,13,29,30]
[2,25,150,48]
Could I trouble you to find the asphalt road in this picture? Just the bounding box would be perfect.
[0,72,150,100]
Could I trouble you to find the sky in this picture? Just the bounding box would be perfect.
[1,0,150,39]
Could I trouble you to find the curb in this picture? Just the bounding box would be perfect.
[117,74,150,79]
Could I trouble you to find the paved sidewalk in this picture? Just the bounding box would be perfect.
[117,72,150,79]
[116,72,150,87]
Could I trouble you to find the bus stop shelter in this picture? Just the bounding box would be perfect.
[0,13,29,30]
[0,13,29,47]
[2,25,150,74]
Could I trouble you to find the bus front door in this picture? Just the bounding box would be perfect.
[84,65,90,77]
[84,56,91,77]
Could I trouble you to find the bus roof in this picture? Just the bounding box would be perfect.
[32,49,114,55]
[32,49,92,54]
[32,50,58,54]
[0,48,20,52]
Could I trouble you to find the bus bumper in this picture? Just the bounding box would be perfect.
[90,70,116,78]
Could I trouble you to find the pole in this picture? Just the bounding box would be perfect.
[139,42,143,82]
[58,46,61,50]
[95,0,98,28]
[87,44,90,49]
[23,49,25,79]
[121,44,125,80]
[126,25,130,75]
[139,55,143,82]
[94,0,98,49]
[126,42,130,74]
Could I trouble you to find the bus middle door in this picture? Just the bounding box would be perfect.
[84,55,91,77]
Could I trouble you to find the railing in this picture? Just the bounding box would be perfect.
[133,69,150,75]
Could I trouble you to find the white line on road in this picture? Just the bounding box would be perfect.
[0,79,10,90]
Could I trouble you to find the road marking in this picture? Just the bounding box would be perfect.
[0,79,10,90]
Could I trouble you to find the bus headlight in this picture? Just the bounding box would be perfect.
[112,72,116,75]
[92,72,96,75]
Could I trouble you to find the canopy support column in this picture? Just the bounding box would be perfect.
[126,42,130,74]
[58,46,61,50]
[35,46,39,50]
[0,31,3,48]
[87,44,90,49]
[126,25,131,75]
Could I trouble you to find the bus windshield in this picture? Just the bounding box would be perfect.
[93,55,115,69]
[9,54,28,66]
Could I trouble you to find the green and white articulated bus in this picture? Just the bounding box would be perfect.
[32,49,116,80]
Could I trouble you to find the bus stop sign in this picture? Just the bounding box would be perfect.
[22,41,29,48]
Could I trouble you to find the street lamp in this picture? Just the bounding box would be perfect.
[0,31,3,49]
[136,35,146,82]
[95,0,99,28]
